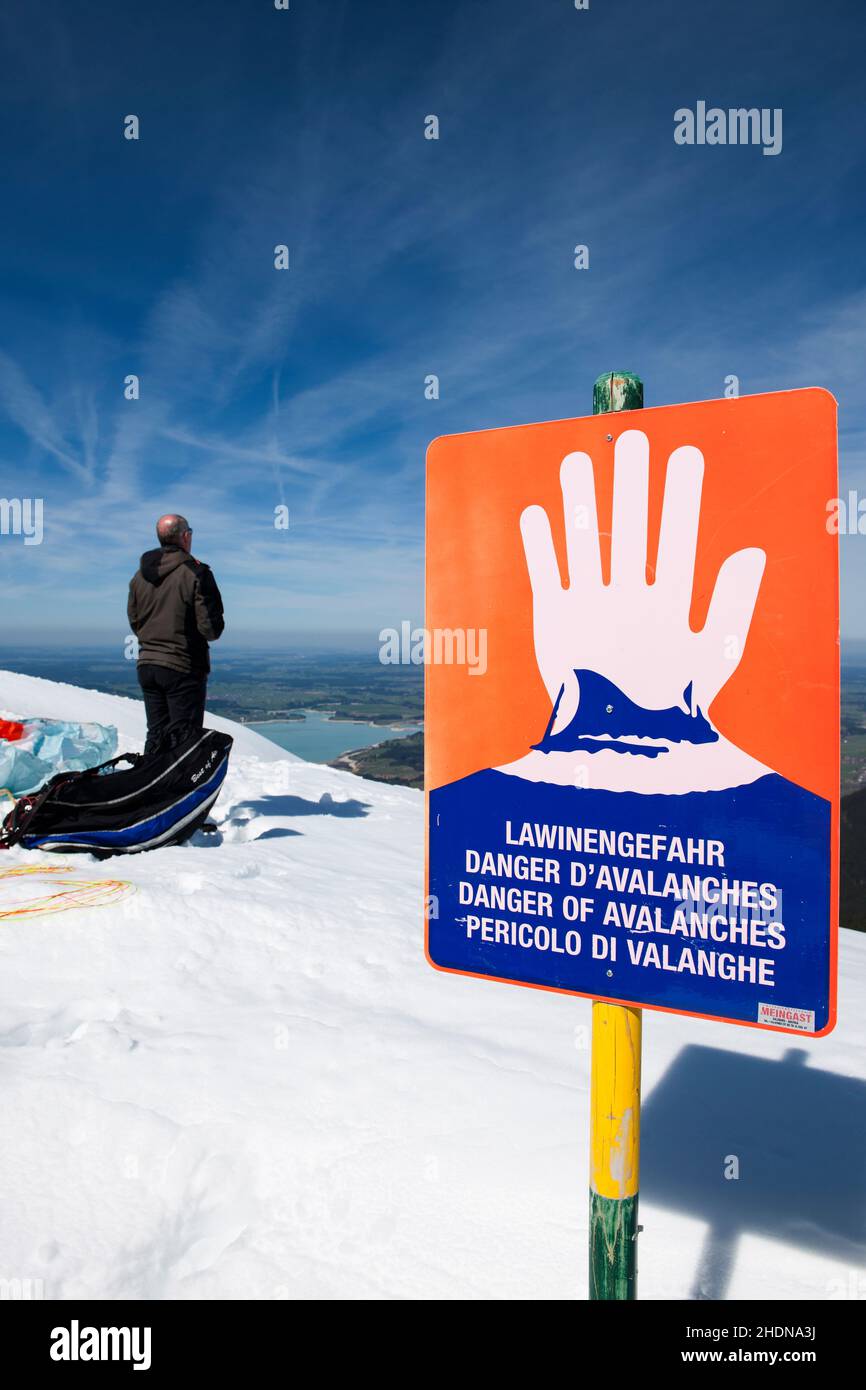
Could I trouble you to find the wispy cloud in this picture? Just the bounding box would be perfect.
[0,350,93,484]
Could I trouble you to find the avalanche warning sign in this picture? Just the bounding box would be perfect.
[424,390,839,1036]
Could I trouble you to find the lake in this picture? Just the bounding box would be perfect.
[247,710,421,763]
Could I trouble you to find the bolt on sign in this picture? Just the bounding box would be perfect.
[425,390,839,1036]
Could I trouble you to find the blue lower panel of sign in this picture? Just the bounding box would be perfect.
[428,771,831,1031]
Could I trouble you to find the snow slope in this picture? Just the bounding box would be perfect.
[0,668,864,1302]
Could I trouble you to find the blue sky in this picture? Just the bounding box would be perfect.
[0,0,864,652]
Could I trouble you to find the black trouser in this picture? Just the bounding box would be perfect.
[138,663,207,756]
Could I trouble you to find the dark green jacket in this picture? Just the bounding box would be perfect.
[128,545,224,675]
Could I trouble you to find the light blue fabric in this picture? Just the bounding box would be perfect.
[0,720,118,796]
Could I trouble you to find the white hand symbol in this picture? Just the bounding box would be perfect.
[520,430,766,736]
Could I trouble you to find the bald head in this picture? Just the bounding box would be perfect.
[156,514,192,550]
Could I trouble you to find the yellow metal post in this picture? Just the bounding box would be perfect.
[589,1001,642,1298]
[588,371,643,1300]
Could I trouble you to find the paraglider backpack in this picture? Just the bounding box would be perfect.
[0,727,233,856]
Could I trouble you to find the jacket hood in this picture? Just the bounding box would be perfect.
[139,545,190,585]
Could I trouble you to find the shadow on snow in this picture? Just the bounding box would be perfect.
[641,1044,866,1299]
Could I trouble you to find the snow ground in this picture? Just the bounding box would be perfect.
[0,667,864,1301]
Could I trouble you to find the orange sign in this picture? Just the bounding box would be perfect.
[425,389,839,1036]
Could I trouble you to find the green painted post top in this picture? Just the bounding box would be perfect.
[593,371,644,415]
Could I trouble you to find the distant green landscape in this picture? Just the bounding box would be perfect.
[842,663,866,795]
[331,729,424,789]
[206,653,423,726]
[0,648,423,727]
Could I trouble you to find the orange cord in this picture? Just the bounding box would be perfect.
[0,863,135,921]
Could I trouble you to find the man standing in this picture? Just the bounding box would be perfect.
[128,514,225,755]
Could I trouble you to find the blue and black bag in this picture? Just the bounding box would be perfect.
[0,728,232,856]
